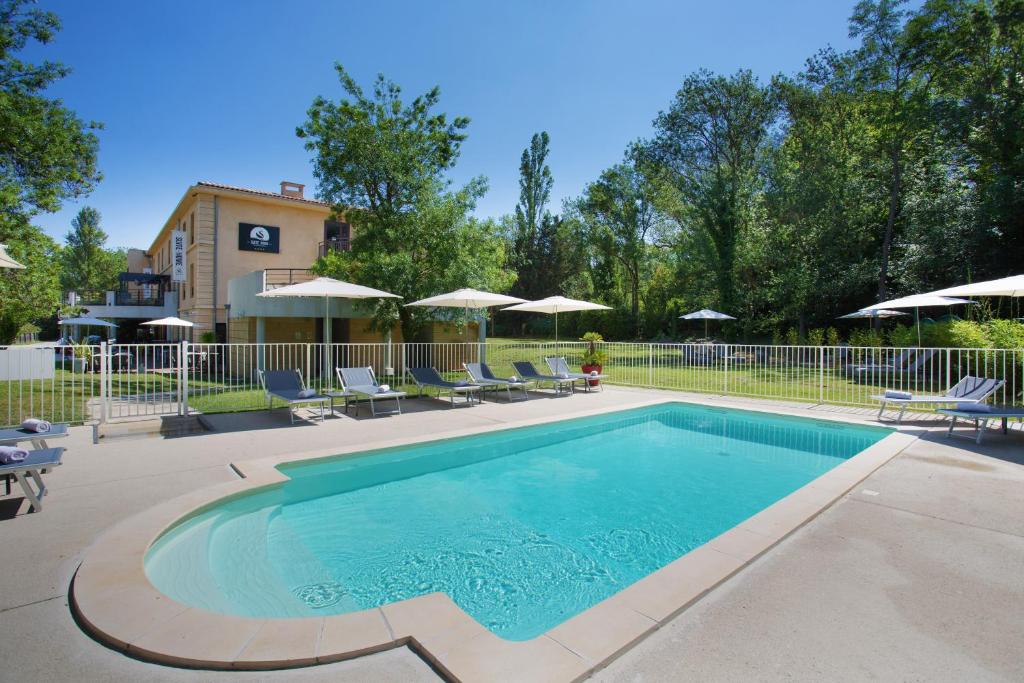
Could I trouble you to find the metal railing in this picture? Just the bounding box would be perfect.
[0,341,1019,426]
[262,269,315,290]
[318,238,351,257]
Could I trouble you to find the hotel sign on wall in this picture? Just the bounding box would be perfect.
[171,229,186,282]
[238,223,280,253]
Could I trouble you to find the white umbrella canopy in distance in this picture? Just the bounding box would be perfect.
[0,243,25,269]
[141,316,194,327]
[838,309,908,319]
[929,274,1024,298]
[257,277,402,381]
[679,308,736,339]
[859,294,975,346]
[502,296,612,342]
[405,288,527,342]
[58,316,117,343]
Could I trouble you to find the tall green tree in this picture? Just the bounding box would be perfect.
[578,145,668,336]
[0,0,101,343]
[511,132,553,294]
[652,69,778,315]
[60,207,124,294]
[298,65,513,339]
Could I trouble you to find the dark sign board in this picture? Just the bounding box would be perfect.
[238,223,280,253]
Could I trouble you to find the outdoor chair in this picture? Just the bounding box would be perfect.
[0,447,64,512]
[257,368,329,424]
[336,366,406,417]
[0,423,69,495]
[464,362,532,401]
[545,356,607,393]
[511,361,576,395]
[845,348,916,379]
[407,367,481,406]
[872,375,1005,424]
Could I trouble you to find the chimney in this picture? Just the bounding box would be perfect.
[280,181,305,198]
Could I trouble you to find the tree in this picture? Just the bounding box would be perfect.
[298,65,513,339]
[510,132,554,298]
[652,69,778,315]
[578,145,668,336]
[0,0,100,343]
[60,207,124,294]
[0,0,101,226]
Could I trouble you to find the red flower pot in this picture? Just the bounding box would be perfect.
[581,364,602,387]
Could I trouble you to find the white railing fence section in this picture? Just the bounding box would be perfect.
[0,341,1019,426]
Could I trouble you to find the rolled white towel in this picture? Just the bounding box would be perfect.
[21,418,51,433]
[957,402,990,412]
[589,370,599,377]
[508,376,519,383]
[559,372,570,379]
[455,379,471,387]
[377,384,391,393]
[0,446,29,465]
[884,390,913,400]
[297,388,316,398]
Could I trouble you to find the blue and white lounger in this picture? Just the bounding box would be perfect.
[872,375,1005,424]
[0,447,63,512]
[258,369,330,424]
[408,367,480,406]
[464,363,532,401]
[545,356,608,393]
[511,361,575,396]
[336,367,406,417]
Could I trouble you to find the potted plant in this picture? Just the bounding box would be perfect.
[580,332,607,387]
[71,342,93,373]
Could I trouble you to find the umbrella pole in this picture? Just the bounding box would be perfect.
[323,296,331,386]
[915,307,921,347]
[705,319,708,339]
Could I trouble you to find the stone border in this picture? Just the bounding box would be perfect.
[71,396,917,681]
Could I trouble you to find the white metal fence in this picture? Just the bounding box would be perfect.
[0,341,1020,426]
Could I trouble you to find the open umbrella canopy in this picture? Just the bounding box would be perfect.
[837,309,908,319]
[679,308,736,321]
[861,294,974,310]
[58,317,117,328]
[141,316,194,327]
[929,274,1024,298]
[0,243,25,269]
[407,288,527,342]
[502,296,612,342]
[406,288,526,309]
[503,296,612,315]
[256,277,400,300]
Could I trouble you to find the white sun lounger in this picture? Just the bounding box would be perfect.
[336,367,406,417]
[258,369,329,424]
[0,447,63,512]
[872,375,1005,424]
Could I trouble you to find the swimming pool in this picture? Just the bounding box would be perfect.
[145,403,889,641]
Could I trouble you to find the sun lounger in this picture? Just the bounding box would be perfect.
[464,363,532,401]
[847,348,916,379]
[0,423,69,494]
[853,348,937,384]
[336,367,406,417]
[0,447,63,512]
[937,404,1024,444]
[257,369,329,424]
[872,375,1005,424]
[408,367,481,406]
[545,356,608,393]
[511,361,575,395]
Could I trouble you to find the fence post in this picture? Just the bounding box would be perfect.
[724,344,730,395]
[819,346,825,404]
[647,344,654,387]
[179,341,189,416]
[99,341,107,425]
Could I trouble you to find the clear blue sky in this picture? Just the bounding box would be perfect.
[30,0,858,248]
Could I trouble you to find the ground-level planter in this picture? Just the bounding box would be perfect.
[581,364,602,387]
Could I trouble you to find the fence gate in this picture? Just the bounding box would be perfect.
[101,342,188,420]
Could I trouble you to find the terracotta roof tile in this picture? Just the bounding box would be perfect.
[196,181,329,207]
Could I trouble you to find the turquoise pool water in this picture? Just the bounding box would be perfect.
[145,403,889,640]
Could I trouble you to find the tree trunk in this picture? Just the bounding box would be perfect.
[876,146,902,329]
[630,267,641,338]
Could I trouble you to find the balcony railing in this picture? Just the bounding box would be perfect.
[318,238,351,258]
[71,289,165,307]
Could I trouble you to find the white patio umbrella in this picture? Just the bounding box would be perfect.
[0,243,25,269]
[502,296,612,342]
[141,316,194,328]
[58,316,117,342]
[929,274,1024,298]
[257,277,401,381]
[679,308,736,339]
[838,308,908,331]
[860,294,975,346]
[405,288,527,342]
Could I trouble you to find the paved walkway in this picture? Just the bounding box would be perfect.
[0,387,1021,681]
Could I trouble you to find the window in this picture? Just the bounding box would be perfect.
[189,263,195,299]
[189,212,195,244]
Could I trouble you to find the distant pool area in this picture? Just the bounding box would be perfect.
[144,402,890,641]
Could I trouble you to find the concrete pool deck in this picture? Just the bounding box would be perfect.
[1,387,1022,681]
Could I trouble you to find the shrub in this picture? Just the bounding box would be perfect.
[986,319,1024,350]
[887,324,917,348]
[806,328,825,346]
[848,328,883,348]
[580,332,608,367]
[825,327,840,346]
[784,327,800,346]
[925,320,989,349]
